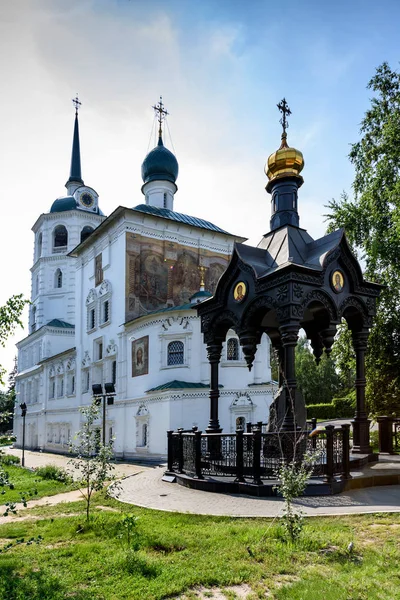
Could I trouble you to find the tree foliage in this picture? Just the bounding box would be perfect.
[295,337,340,405]
[0,295,28,386]
[69,402,116,522]
[325,62,400,414]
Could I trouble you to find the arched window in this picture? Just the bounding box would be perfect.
[37,233,42,259]
[236,416,246,431]
[54,268,62,288]
[53,225,68,249]
[31,306,37,333]
[35,275,39,296]
[80,226,94,243]
[142,423,148,446]
[167,341,184,366]
[163,192,167,208]
[227,338,239,361]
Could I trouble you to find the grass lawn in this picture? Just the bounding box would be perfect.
[0,493,400,600]
[0,465,77,504]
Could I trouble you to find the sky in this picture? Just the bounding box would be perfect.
[0,0,399,386]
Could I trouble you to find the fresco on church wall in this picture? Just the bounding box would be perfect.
[125,233,229,322]
[132,335,149,377]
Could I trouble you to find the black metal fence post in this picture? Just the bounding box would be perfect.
[246,422,252,433]
[341,424,352,479]
[377,416,394,454]
[194,430,203,479]
[178,429,184,473]
[167,430,174,471]
[235,429,245,483]
[325,425,335,483]
[252,427,262,485]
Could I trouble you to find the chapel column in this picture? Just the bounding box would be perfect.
[351,329,371,454]
[279,324,300,431]
[206,340,223,433]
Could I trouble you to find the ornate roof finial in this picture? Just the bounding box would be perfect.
[277,97,291,138]
[199,266,206,290]
[72,93,82,116]
[152,96,169,141]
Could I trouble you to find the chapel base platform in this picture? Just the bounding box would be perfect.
[164,454,400,497]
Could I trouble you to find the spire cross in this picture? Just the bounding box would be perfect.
[72,94,82,116]
[277,98,291,136]
[152,96,169,139]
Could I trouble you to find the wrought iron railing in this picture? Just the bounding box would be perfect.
[167,423,351,484]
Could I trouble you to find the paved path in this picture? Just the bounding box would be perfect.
[3,447,150,479]
[116,466,400,517]
[3,448,400,518]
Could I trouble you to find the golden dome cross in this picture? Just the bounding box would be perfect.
[277,98,291,136]
[152,96,169,138]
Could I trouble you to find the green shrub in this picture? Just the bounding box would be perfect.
[306,403,336,420]
[0,453,20,466]
[0,435,16,446]
[35,465,71,484]
[332,395,355,418]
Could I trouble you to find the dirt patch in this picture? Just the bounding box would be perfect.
[176,584,253,599]
[95,505,120,513]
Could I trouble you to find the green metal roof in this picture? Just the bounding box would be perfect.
[47,319,75,329]
[146,380,223,392]
[133,204,230,234]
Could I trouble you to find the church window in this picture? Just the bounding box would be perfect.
[49,377,55,399]
[102,300,109,324]
[53,225,68,250]
[83,370,90,393]
[167,341,184,366]
[227,338,239,361]
[37,233,42,259]
[35,275,39,296]
[67,374,75,395]
[95,254,103,286]
[236,416,246,430]
[55,268,63,288]
[31,306,37,333]
[111,360,117,385]
[95,341,103,361]
[163,192,167,208]
[81,226,94,243]
[89,308,96,330]
[142,423,148,446]
[57,377,64,398]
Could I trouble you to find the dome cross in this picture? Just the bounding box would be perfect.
[72,94,82,116]
[277,98,291,136]
[152,96,169,139]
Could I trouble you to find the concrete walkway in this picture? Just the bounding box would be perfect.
[2,447,150,479]
[3,448,400,518]
[116,466,400,517]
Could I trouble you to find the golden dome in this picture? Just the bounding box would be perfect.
[265,133,304,184]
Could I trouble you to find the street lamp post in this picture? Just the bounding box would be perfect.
[91,383,116,445]
[20,402,27,467]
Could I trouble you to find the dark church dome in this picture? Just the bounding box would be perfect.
[50,196,77,213]
[141,137,179,185]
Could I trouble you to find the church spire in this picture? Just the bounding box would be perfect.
[66,94,84,192]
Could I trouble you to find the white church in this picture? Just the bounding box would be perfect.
[14,98,274,459]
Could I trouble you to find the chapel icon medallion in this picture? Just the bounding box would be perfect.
[233,281,247,302]
[331,270,344,293]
